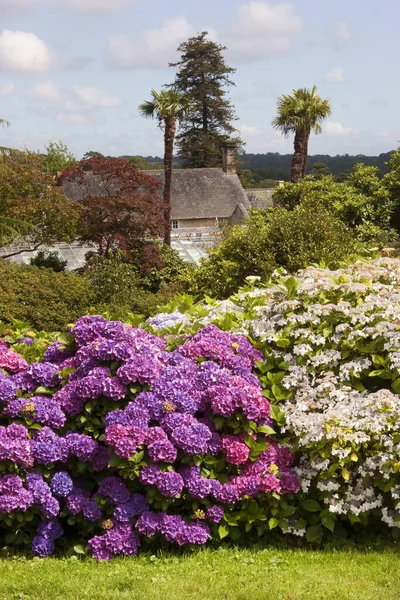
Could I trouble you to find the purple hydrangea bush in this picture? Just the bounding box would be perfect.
[0,317,299,559]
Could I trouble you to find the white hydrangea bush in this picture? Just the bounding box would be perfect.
[157,259,400,542]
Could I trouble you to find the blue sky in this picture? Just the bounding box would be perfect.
[0,0,398,159]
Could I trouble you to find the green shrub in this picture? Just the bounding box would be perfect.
[83,253,142,308]
[382,148,400,232]
[0,262,94,330]
[30,250,68,272]
[83,251,185,318]
[273,166,395,245]
[266,197,355,272]
[185,201,354,299]
[184,212,275,298]
[142,244,191,293]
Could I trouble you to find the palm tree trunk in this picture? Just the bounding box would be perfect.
[163,117,176,246]
[291,128,307,183]
[302,132,310,178]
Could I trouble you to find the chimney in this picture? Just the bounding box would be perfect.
[222,140,236,175]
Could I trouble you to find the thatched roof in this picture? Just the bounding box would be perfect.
[61,168,251,221]
[148,169,250,220]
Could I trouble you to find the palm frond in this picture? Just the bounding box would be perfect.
[138,88,192,125]
[0,216,38,247]
[272,86,331,136]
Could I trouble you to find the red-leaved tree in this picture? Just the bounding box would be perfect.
[58,157,165,269]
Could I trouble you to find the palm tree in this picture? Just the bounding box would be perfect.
[139,89,191,245]
[272,86,331,183]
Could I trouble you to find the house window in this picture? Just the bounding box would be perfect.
[171,220,179,230]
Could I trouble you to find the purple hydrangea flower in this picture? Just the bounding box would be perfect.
[171,422,212,456]
[139,465,161,486]
[147,439,177,463]
[97,477,130,504]
[50,472,73,497]
[0,474,33,513]
[43,341,72,363]
[0,378,17,402]
[37,518,63,540]
[206,505,224,524]
[156,471,184,498]
[27,362,60,388]
[66,433,98,462]
[0,347,28,373]
[31,427,69,465]
[135,511,160,537]
[0,424,33,467]
[82,499,102,521]
[5,396,66,429]
[16,337,34,346]
[32,536,55,557]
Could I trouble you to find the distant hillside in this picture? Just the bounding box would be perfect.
[124,151,395,180]
[241,151,394,180]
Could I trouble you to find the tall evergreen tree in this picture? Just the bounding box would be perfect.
[169,31,242,168]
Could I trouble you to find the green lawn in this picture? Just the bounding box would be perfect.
[0,547,399,600]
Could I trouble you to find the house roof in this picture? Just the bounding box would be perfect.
[61,168,251,221]
[147,169,250,220]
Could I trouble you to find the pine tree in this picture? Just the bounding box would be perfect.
[169,32,242,168]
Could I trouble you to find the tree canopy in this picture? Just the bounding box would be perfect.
[169,31,242,168]
[59,157,165,269]
[0,149,80,257]
[42,140,77,176]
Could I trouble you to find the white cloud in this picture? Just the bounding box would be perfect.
[0,0,138,13]
[72,86,122,109]
[54,0,137,12]
[108,16,196,69]
[28,81,62,102]
[333,21,350,44]
[225,2,303,63]
[0,30,51,71]
[240,123,261,134]
[108,3,303,69]
[27,81,123,110]
[324,121,359,136]
[0,82,15,97]
[323,66,347,84]
[55,112,104,124]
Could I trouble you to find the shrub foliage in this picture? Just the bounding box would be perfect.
[186,202,353,298]
[0,263,93,331]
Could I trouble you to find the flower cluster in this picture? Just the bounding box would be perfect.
[181,258,400,541]
[147,311,190,331]
[0,316,297,558]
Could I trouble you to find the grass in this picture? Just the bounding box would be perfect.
[0,547,399,600]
